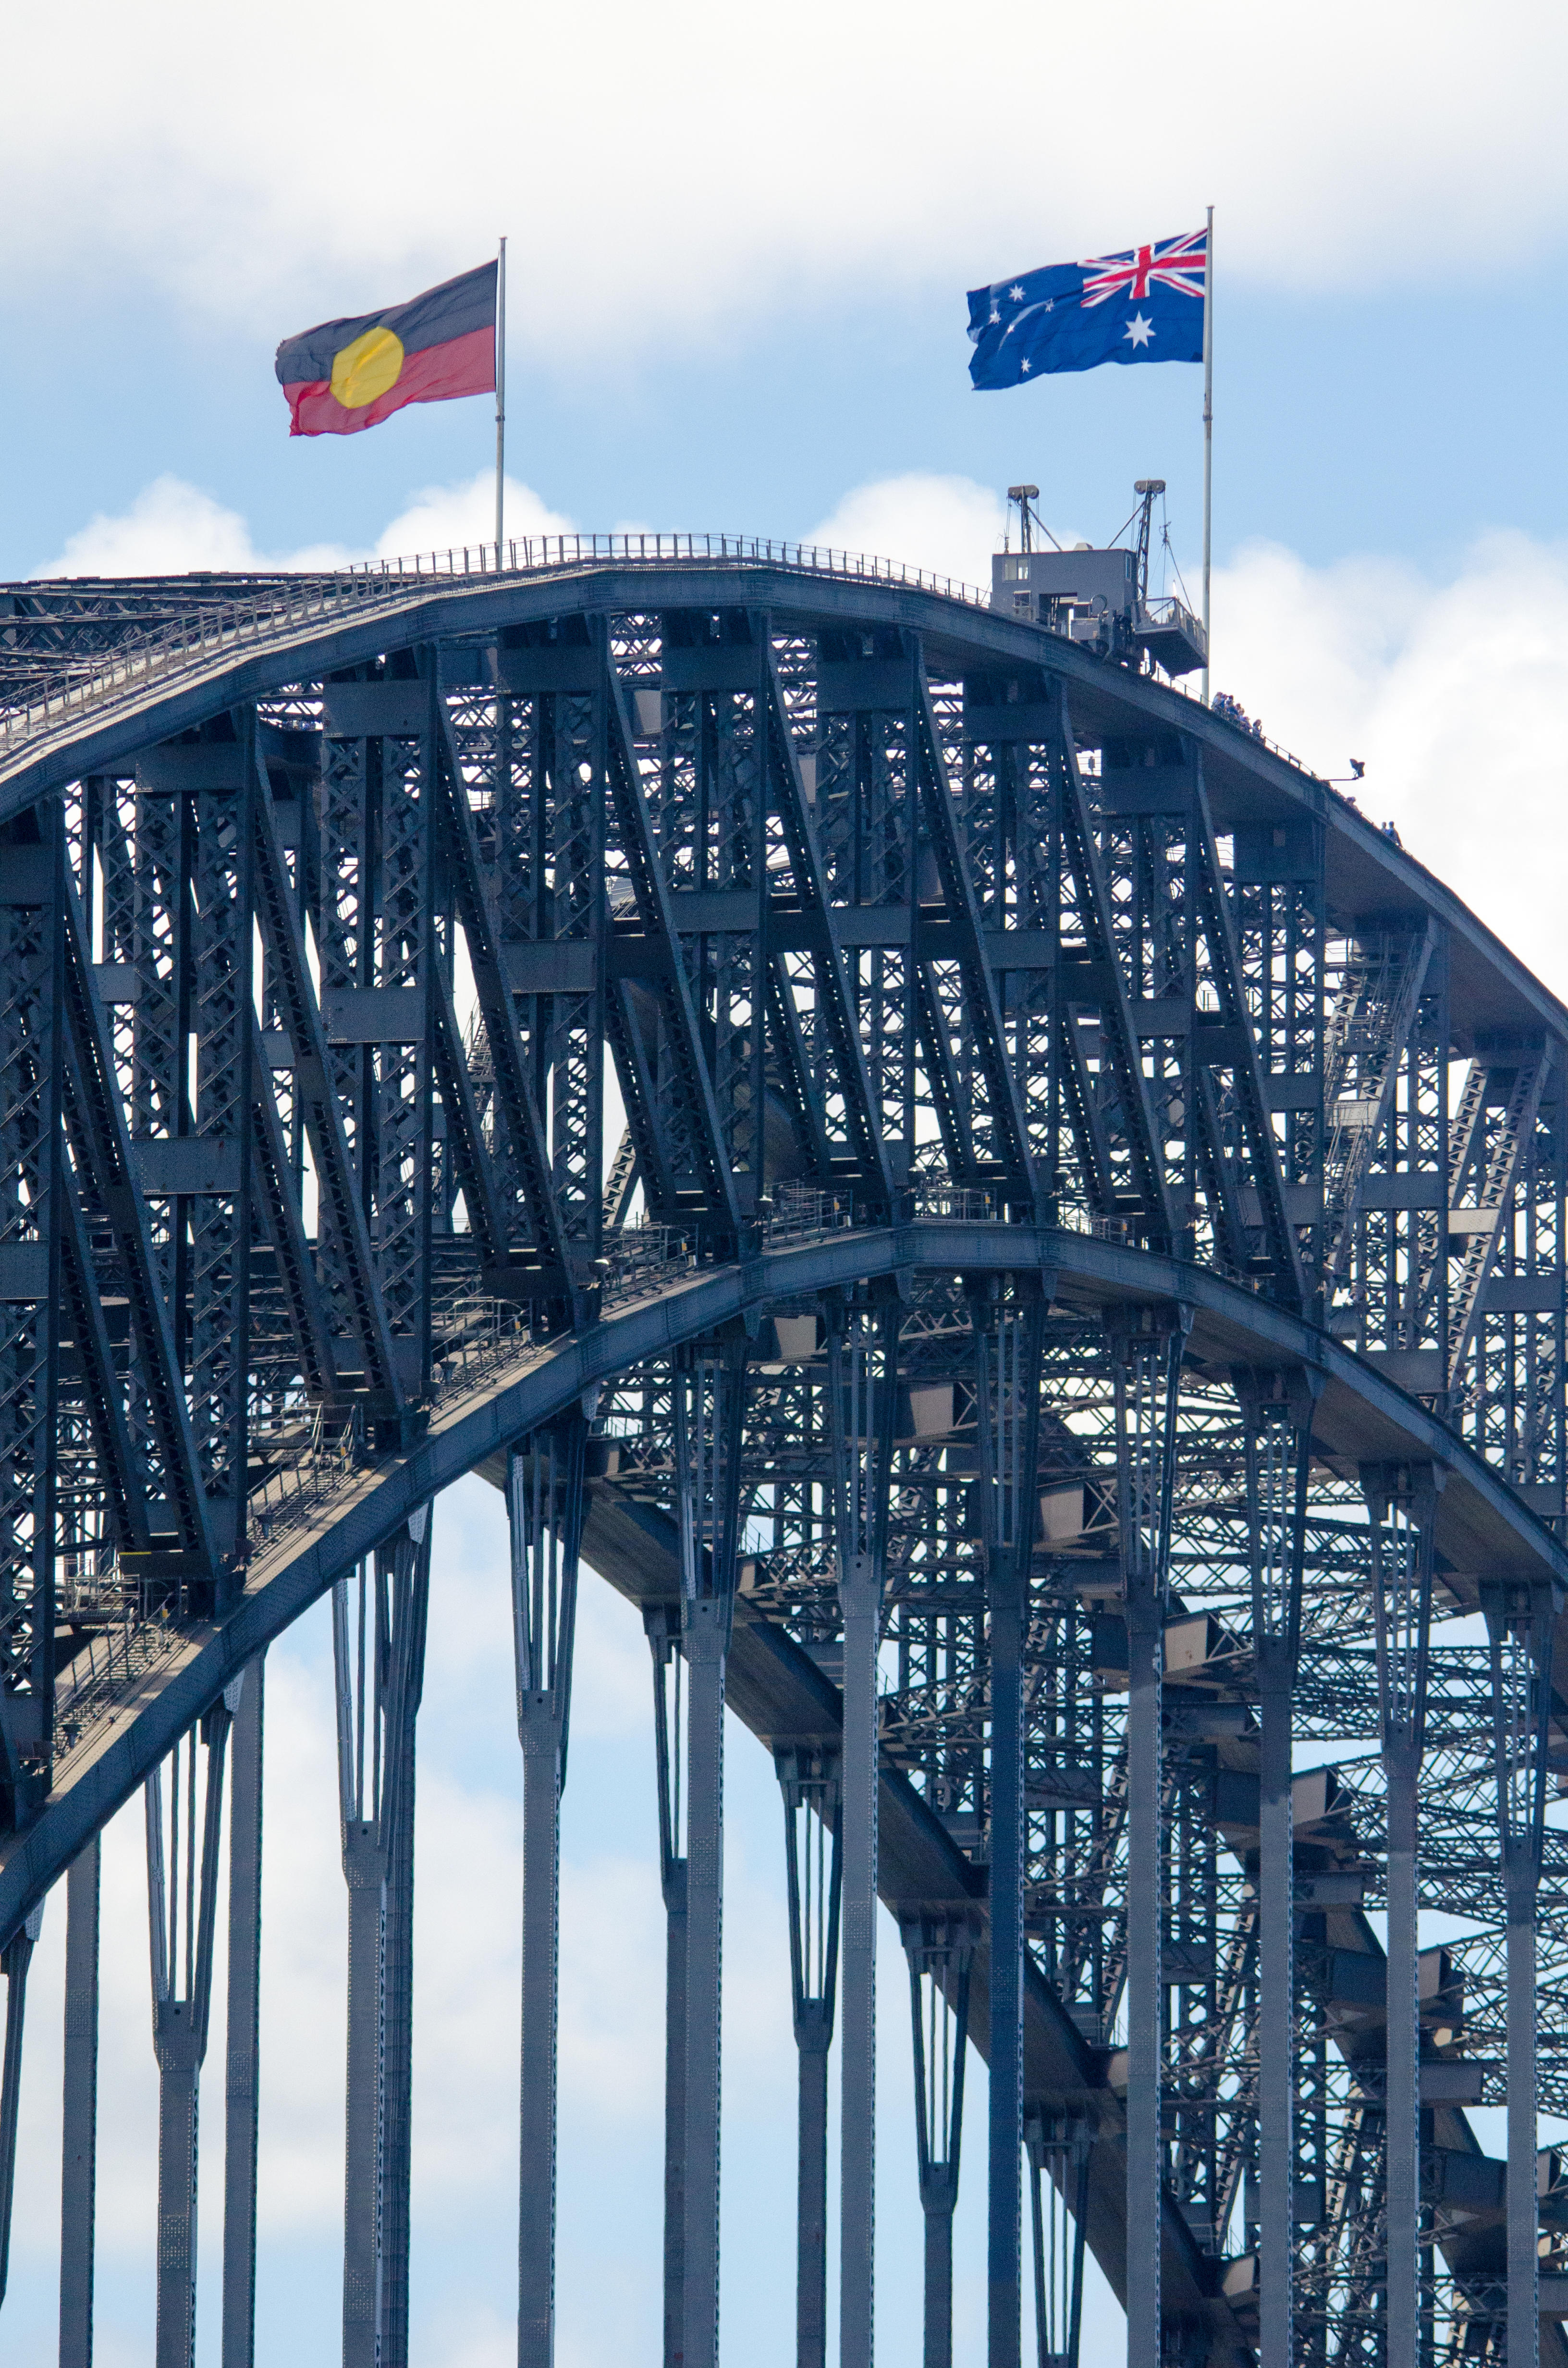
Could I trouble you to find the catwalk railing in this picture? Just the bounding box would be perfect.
[0,531,1322,786]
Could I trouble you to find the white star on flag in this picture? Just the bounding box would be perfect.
[1123,312,1155,348]
[990,309,1001,325]
[1008,284,1025,301]
[1020,358,1031,372]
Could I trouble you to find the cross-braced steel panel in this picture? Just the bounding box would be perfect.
[0,548,1563,2368]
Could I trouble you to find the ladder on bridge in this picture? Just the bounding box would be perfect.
[1320,923,1438,1296]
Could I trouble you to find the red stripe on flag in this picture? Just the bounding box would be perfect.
[283,324,496,438]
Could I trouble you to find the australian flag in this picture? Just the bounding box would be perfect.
[968,228,1207,390]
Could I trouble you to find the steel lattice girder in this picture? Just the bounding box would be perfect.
[0,557,1565,2368]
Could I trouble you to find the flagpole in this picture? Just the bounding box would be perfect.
[1200,203,1213,705]
[495,235,507,564]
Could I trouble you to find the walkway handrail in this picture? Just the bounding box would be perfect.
[1,535,1324,788]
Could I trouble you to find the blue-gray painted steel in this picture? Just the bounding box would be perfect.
[0,556,1566,2368]
[59,1838,98,2368]
[221,1663,263,2368]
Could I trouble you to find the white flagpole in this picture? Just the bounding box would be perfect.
[495,235,507,564]
[1200,203,1213,705]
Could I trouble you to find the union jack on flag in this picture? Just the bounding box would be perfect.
[1079,227,1208,310]
[966,225,1209,390]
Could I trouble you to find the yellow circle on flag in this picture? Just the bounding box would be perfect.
[330,326,405,409]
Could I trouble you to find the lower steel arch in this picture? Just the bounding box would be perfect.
[8,1219,1560,1944]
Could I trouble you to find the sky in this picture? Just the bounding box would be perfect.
[3,3,1567,2360]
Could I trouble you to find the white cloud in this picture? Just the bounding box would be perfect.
[414,2304,516,2368]
[1208,531,1568,999]
[0,4,1563,363]
[805,473,1009,594]
[43,471,573,579]
[804,469,1102,595]
[47,474,269,578]
[375,476,574,567]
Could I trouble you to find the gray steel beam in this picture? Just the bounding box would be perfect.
[1365,1462,1440,2368]
[682,1603,726,2368]
[0,1900,41,2307]
[776,1745,842,2368]
[1236,1370,1316,2368]
[339,1838,381,2364]
[1484,1579,1556,2368]
[1023,2111,1090,2368]
[602,649,740,1237]
[1255,1670,1295,2367]
[248,758,404,1414]
[663,1876,688,2368]
[828,1306,897,2368]
[380,1708,418,2368]
[1188,760,1306,1310]
[60,1840,98,2368]
[903,1912,974,2368]
[646,1606,688,2368]
[1054,697,1175,1249]
[516,1688,564,2366]
[510,1417,587,2368]
[432,709,571,1287]
[913,671,1037,1212]
[675,1343,744,2368]
[969,1283,1044,2368]
[333,1513,431,2368]
[221,1661,264,2368]
[835,1554,878,2368]
[1508,1897,1539,2368]
[146,1705,232,2368]
[61,877,214,1577]
[759,648,892,1203]
[246,1018,338,1402]
[1109,1310,1188,2368]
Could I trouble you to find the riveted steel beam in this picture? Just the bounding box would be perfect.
[902,1909,976,2368]
[510,1412,588,2368]
[646,1602,689,2368]
[674,1338,745,2368]
[145,1700,232,2368]
[1364,1459,1443,2368]
[333,1510,431,2368]
[826,1297,898,2368]
[221,1661,264,2368]
[777,1743,842,2368]
[59,1839,98,2368]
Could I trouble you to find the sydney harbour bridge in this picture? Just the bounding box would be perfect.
[0,528,1563,2368]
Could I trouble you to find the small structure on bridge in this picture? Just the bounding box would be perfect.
[992,479,1209,676]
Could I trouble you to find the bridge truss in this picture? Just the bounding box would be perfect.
[0,543,1565,2368]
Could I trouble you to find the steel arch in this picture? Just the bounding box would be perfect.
[0,547,1563,2368]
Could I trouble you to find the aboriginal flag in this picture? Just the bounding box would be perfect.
[275,261,497,437]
